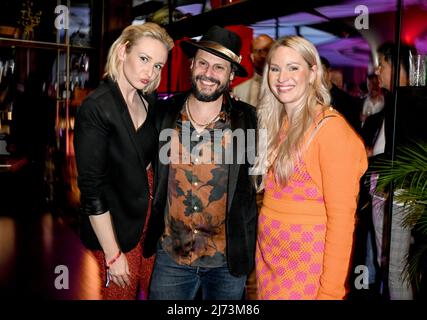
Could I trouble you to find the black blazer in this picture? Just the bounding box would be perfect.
[361,108,385,148]
[143,92,258,277]
[74,78,155,253]
[330,84,362,133]
[384,87,427,153]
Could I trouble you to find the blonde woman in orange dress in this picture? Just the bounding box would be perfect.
[253,36,368,300]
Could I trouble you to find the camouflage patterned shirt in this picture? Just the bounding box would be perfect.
[161,104,231,268]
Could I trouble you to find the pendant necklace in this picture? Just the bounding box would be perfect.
[185,98,221,129]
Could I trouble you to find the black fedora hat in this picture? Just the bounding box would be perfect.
[181,25,248,77]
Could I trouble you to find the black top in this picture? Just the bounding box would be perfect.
[364,87,427,161]
[385,87,427,152]
[74,77,156,253]
[136,97,157,165]
[330,84,362,133]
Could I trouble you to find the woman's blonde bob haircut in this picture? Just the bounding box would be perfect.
[104,22,174,94]
[253,35,331,190]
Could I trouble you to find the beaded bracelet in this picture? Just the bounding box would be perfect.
[106,250,122,267]
[105,250,122,288]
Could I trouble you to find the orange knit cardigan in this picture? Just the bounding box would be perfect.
[302,110,368,299]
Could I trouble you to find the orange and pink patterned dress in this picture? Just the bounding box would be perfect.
[256,110,368,300]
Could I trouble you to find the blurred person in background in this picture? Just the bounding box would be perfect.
[233,34,274,107]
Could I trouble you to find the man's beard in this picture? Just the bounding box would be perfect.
[191,75,229,102]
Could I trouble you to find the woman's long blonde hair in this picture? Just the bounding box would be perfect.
[104,22,174,94]
[253,35,330,190]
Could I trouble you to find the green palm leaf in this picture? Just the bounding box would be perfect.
[403,243,427,290]
[372,141,427,287]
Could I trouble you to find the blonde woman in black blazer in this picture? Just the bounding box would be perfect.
[74,22,173,300]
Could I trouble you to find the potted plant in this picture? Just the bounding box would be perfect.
[374,142,427,297]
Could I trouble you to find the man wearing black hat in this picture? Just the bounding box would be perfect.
[144,26,258,300]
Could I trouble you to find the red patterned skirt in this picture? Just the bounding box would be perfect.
[92,168,155,300]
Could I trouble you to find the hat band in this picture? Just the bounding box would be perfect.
[198,41,242,64]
